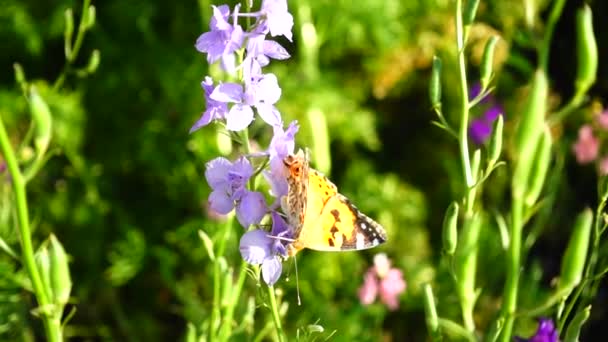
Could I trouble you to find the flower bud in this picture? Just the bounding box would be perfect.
[86,5,96,29]
[64,9,74,59]
[480,36,499,90]
[429,56,442,110]
[29,86,52,157]
[423,284,440,339]
[35,243,53,302]
[13,63,27,94]
[512,70,548,198]
[487,114,503,170]
[564,305,591,342]
[442,202,459,254]
[574,5,597,97]
[86,49,101,74]
[559,209,592,291]
[49,234,72,306]
[525,126,552,207]
[463,0,480,26]
[471,148,481,179]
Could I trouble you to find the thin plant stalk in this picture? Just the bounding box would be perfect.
[267,285,285,342]
[0,115,61,341]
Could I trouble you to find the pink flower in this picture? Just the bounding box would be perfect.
[573,125,599,164]
[358,254,406,310]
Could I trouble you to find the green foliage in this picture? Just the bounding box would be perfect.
[0,0,607,341]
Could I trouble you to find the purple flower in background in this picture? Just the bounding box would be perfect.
[239,211,292,285]
[190,77,229,133]
[468,83,503,145]
[469,105,503,145]
[515,318,559,342]
[358,253,406,310]
[205,156,267,227]
[195,5,244,72]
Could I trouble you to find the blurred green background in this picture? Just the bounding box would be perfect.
[1,0,607,340]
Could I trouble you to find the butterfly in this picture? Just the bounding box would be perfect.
[281,149,387,255]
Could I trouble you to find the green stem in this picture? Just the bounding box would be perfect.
[455,0,473,189]
[54,0,92,90]
[0,115,60,342]
[267,285,285,342]
[500,196,524,342]
[538,0,567,72]
[217,261,248,341]
[210,216,234,341]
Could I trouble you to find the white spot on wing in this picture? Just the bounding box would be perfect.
[356,233,365,249]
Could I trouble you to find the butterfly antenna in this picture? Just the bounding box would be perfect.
[294,254,301,306]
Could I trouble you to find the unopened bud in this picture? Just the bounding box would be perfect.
[86,5,96,29]
[442,202,459,254]
[480,36,499,90]
[29,86,52,157]
[429,56,442,110]
[559,209,592,291]
[525,126,552,206]
[574,5,597,96]
[64,9,74,59]
[49,234,71,306]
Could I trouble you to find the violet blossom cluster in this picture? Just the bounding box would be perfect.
[468,83,504,145]
[191,0,296,285]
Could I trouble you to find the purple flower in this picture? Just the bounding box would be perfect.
[195,5,244,72]
[209,71,283,131]
[260,0,294,41]
[239,211,292,285]
[205,156,267,228]
[468,84,504,145]
[515,318,559,342]
[245,33,290,69]
[263,121,298,200]
[358,253,406,311]
[190,77,229,133]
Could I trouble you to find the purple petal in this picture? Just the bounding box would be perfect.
[229,156,254,181]
[262,257,282,285]
[189,110,214,133]
[208,189,234,214]
[263,170,288,199]
[205,157,232,189]
[484,105,503,121]
[257,73,281,104]
[262,0,294,41]
[469,119,492,145]
[270,211,290,237]
[210,83,244,103]
[239,229,272,264]
[210,5,231,31]
[195,31,224,63]
[263,40,290,60]
[224,25,245,56]
[221,53,237,74]
[236,191,267,227]
[256,103,282,127]
[201,76,215,95]
[226,104,254,131]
